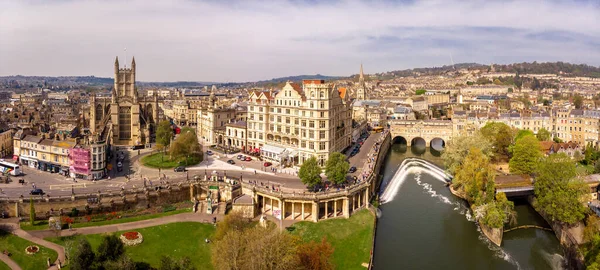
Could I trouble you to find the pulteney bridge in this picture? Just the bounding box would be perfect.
[388,119,454,149]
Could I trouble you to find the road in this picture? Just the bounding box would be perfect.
[0,133,380,199]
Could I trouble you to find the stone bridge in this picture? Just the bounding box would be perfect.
[388,119,454,149]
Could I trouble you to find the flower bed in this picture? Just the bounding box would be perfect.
[25,245,39,255]
[120,231,143,246]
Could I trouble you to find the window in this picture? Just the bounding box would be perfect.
[319,142,326,150]
[286,109,290,114]
[320,131,325,139]
[309,131,314,139]
[301,141,306,148]
[320,102,325,109]
[320,112,325,118]
[309,142,314,149]
[319,121,325,128]
[309,121,315,128]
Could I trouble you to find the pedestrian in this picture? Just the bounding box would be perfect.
[254,170,256,174]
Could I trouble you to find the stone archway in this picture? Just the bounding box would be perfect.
[430,137,446,151]
[410,137,426,147]
[392,136,407,145]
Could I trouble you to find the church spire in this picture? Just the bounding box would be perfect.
[359,62,364,83]
[131,56,136,71]
[114,56,119,73]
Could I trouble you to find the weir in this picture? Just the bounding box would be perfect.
[379,158,452,203]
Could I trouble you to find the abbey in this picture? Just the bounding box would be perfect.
[89,57,159,146]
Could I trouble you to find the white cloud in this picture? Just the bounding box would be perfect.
[0,0,598,82]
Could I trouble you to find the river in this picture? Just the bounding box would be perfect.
[373,143,565,270]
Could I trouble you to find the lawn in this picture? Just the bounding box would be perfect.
[0,261,9,270]
[289,209,375,270]
[20,208,192,231]
[141,152,202,169]
[47,222,215,269]
[0,231,58,270]
[576,164,594,175]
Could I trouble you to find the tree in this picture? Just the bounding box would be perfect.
[595,160,600,174]
[574,94,584,109]
[29,197,35,226]
[214,211,252,241]
[156,120,173,150]
[170,129,201,162]
[514,129,534,142]
[415,89,426,95]
[297,237,335,270]
[103,255,137,270]
[452,147,496,205]
[71,238,96,270]
[441,132,493,175]
[97,234,125,262]
[325,153,349,185]
[536,128,551,141]
[553,137,563,143]
[509,135,542,175]
[534,153,590,225]
[480,122,514,161]
[299,157,322,189]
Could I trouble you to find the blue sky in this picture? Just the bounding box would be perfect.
[0,0,599,82]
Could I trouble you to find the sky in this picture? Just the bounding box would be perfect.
[0,0,599,82]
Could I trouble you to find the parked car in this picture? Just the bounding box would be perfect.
[174,166,186,172]
[30,189,44,195]
[227,160,235,164]
[237,154,243,160]
[263,162,272,167]
[349,166,357,173]
[245,157,252,161]
[206,150,213,156]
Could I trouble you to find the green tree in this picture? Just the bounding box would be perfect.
[595,161,600,174]
[156,120,173,150]
[415,89,426,95]
[103,255,137,270]
[299,157,322,189]
[514,129,534,142]
[29,197,35,226]
[553,137,563,143]
[170,129,201,162]
[509,135,542,175]
[71,238,96,270]
[325,152,350,185]
[480,122,514,161]
[97,234,125,262]
[574,94,584,109]
[441,132,493,175]
[536,128,551,141]
[534,153,590,225]
[160,255,195,270]
[452,147,496,205]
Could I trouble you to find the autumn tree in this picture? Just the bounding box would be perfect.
[574,94,584,109]
[299,157,322,189]
[325,152,349,185]
[536,128,551,141]
[297,237,335,270]
[534,153,590,225]
[509,135,542,175]
[441,132,493,175]
[214,211,253,241]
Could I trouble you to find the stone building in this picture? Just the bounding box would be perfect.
[246,80,352,166]
[89,57,159,146]
[355,64,368,100]
[196,90,237,146]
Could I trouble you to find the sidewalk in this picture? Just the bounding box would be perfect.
[0,253,21,270]
[1,223,65,270]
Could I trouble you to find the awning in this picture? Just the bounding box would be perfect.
[285,149,298,157]
[261,144,285,154]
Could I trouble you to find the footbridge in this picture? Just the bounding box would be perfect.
[388,120,454,149]
[380,158,452,204]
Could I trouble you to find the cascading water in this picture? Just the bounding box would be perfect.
[373,145,565,270]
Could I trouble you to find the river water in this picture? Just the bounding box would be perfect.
[373,143,565,270]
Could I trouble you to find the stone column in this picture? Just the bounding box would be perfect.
[364,187,369,207]
[343,198,350,218]
[189,184,194,201]
[312,202,318,222]
[324,201,328,219]
[334,200,337,217]
[301,203,305,220]
[291,202,295,220]
[279,199,284,220]
[262,196,265,213]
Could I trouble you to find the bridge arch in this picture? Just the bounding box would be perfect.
[411,137,426,147]
[392,136,407,145]
[430,137,446,151]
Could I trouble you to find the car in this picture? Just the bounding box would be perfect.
[206,150,213,156]
[174,166,186,172]
[30,189,44,195]
[245,157,252,161]
[237,154,243,160]
[349,166,357,173]
[263,162,272,167]
[227,160,235,164]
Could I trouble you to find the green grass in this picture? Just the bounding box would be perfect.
[289,209,375,270]
[141,152,202,169]
[20,208,192,231]
[0,260,10,270]
[576,164,594,175]
[0,231,58,270]
[47,222,215,269]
